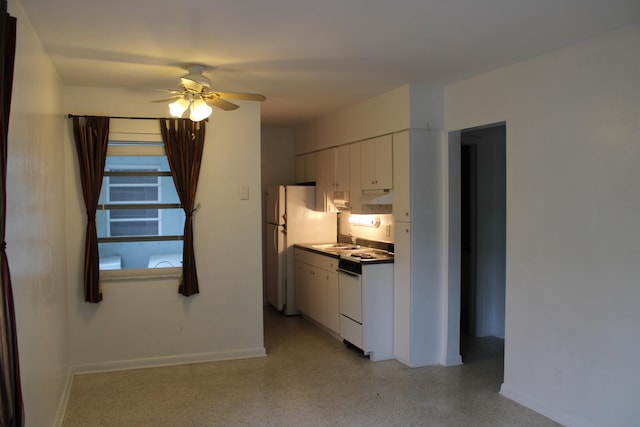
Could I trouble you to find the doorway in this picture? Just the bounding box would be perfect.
[451,123,506,363]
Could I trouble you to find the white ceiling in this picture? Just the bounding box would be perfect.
[16,0,640,125]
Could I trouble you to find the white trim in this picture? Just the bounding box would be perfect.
[444,354,463,366]
[100,267,182,281]
[107,145,165,156]
[500,383,591,427]
[71,347,267,375]
[54,367,74,427]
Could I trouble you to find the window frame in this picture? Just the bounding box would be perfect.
[98,136,184,280]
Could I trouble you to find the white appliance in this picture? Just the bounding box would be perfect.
[265,185,336,315]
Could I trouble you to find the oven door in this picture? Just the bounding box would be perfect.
[338,268,362,323]
[338,268,363,349]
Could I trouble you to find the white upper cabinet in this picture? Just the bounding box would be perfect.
[392,130,411,222]
[361,134,393,190]
[315,148,336,190]
[335,145,350,192]
[315,148,337,211]
[295,152,317,184]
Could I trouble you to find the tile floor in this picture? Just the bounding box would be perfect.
[62,308,560,426]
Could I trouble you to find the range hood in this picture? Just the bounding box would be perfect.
[360,189,393,205]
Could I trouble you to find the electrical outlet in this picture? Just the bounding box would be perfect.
[385,224,391,237]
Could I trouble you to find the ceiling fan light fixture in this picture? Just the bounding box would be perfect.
[154,64,265,119]
[168,97,190,118]
[189,97,213,122]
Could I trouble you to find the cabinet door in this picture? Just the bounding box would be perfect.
[361,135,393,190]
[393,222,411,362]
[315,148,336,211]
[393,131,411,221]
[349,143,362,211]
[360,139,377,189]
[295,261,312,315]
[306,265,322,321]
[335,145,350,191]
[374,135,393,189]
[315,148,336,189]
[320,269,340,333]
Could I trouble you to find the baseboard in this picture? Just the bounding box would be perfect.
[500,382,595,427]
[71,347,267,375]
[54,367,74,427]
[443,354,463,366]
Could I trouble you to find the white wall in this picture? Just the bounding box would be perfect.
[445,23,640,427]
[7,0,70,425]
[294,86,411,153]
[261,126,296,187]
[64,87,265,372]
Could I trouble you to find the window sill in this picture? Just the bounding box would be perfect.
[100,267,182,282]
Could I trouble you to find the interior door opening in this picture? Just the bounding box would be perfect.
[457,124,506,363]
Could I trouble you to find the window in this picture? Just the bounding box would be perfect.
[97,140,185,271]
[106,165,162,237]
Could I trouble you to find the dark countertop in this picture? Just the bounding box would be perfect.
[295,242,394,265]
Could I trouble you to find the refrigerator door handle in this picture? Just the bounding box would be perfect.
[272,225,281,250]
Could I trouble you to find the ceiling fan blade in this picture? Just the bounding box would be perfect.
[205,96,240,111]
[151,95,182,103]
[212,91,266,102]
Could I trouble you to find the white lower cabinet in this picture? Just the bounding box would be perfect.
[295,247,394,361]
[294,248,340,334]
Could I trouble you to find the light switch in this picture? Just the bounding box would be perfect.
[240,185,250,200]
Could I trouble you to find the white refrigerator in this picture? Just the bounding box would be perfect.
[265,185,336,315]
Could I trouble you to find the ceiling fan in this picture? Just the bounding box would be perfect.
[153,64,266,121]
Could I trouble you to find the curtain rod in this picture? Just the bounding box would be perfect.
[66,114,208,122]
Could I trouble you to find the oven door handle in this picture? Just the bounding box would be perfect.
[337,268,360,277]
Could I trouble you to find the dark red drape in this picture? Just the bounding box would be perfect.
[160,119,205,297]
[0,1,23,425]
[72,116,110,303]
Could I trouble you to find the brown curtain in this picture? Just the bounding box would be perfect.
[0,1,23,425]
[160,119,205,296]
[72,116,110,303]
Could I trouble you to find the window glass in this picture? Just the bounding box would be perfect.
[97,147,184,270]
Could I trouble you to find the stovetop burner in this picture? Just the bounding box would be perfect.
[350,252,376,259]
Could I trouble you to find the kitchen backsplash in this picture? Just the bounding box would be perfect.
[338,212,394,244]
